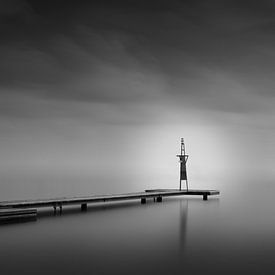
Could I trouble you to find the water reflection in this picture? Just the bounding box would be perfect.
[0,195,233,275]
[178,199,188,258]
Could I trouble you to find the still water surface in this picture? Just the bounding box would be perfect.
[1,180,275,275]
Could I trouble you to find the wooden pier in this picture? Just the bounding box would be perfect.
[0,189,219,222]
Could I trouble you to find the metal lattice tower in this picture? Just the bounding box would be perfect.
[177,138,189,191]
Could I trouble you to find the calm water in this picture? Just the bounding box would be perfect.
[1,180,275,275]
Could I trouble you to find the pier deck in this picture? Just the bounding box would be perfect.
[0,189,219,211]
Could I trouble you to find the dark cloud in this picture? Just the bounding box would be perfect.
[1,0,275,114]
[0,0,33,17]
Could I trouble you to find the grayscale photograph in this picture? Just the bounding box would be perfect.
[0,1,275,274]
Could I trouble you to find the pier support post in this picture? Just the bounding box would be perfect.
[81,203,87,211]
[156,196,162,203]
[59,205,62,214]
[203,194,208,201]
[141,198,146,204]
[53,204,57,215]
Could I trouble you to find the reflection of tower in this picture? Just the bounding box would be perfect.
[177,138,189,191]
[179,200,188,259]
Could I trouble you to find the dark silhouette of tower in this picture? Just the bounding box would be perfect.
[177,138,189,190]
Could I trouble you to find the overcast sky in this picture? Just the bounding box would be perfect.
[1,0,275,198]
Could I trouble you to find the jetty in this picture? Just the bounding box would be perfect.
[0,138,220,223]
[0,189,219,223]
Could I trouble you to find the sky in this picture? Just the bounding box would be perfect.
[1,0,275,198]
